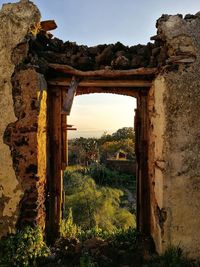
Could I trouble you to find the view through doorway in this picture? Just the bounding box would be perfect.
[64,93,137,233]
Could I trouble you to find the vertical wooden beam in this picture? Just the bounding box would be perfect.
[134,105,140,231]
[137,91,150,234]
[61,89,67,169]
[45,84,51,242]
[61,114,67,169]
[48,86,62,242]
[66,122,68,166]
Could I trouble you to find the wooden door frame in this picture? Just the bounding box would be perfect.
[135,90,150,234]
[46,83,151,242]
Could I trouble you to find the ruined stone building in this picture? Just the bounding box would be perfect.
[0,0,200,259]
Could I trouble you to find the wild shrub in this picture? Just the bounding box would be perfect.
[78,226,111,242]
[63,170,135,232]
[0,226,49,267]
[87,163,135,188]
[60,207,81,239]
[80,252,98,267]
[148,246,199,267]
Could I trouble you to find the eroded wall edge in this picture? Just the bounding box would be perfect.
[0,0,40,236]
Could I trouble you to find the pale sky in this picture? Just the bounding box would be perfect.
[1,0,200,138]
[69,94,135,138]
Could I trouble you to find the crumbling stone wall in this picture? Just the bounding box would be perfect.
[5,69,48,230]
[0,0,46,236]
[1,0,200,260]
[149,14,200,258]
[38,11,200,258]
[29,27,167,74]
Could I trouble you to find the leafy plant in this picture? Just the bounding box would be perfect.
[68,127,135,165]
[148,246,199,267]
[99,138,135,162]
[79,226,111,242]
[61,207,81,238]
[80,252,98,267]
[0,226,49,267]
[63,170,135,232]
[108,228,139,250]
[86,163,135,189]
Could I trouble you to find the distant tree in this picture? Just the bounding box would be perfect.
[68,137,99,165]
[64,170,135,232]
[111,127,134,141]
[68,127,135,165]
[98,127,134,144]
[100,138,135,162]
[98,131,113,145]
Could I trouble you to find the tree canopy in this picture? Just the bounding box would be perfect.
[68,127,135,165]
[63,169,135,232]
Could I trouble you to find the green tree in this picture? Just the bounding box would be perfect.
[68,137,99,165]
[60,207,81,238]
[111,127,134,141]
[99,138,135,162]
[64,170,135,232]
[68,127,135,164]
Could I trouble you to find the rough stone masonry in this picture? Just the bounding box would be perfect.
[0,0,200,259]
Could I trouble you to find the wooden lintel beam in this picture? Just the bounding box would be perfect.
[62,76,79,115]
[48,63,158,77]
[48,78,152,88]
[76,86,139,97]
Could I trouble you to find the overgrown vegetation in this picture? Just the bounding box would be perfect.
[0,227,49,267]
[87,162,135,188]
[1,227,199,267]
[60,207,82,239]
[1,127,199,266]
[68,127,135,165]
[63,168,136,232]
[52,228,200,267]
[148,247,200,267]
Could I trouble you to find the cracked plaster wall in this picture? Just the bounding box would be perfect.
[149,14,200,258]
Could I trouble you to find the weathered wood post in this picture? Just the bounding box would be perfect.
[47,86,62,242]
[136,90,150,234]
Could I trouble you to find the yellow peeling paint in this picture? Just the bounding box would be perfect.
[37,86,47,184]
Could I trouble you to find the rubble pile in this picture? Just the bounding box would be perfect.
[27,32,166,74]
